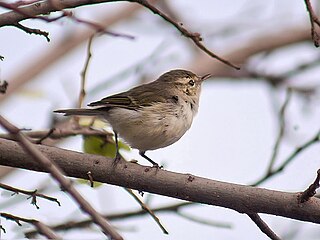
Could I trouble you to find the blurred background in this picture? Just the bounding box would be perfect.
[0,0,320,239]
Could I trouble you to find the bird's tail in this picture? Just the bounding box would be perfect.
[54,108,102,116]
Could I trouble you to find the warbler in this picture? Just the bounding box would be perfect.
[54,69,211,167]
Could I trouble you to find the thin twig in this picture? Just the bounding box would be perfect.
[124,188,168,234]
[0,182,60,209]
[267,88,292,173]
[36,128,55,144]
[132,0,240,70]
[0,126,113,142]
[87,171,94,187]
[70,15,134,39]
[252,129,320,186]
[304,0,320,47]
[1,212,61,239]
[0,115,123,240]
[78,35,94,108]
[13,22,50,42]
[247,213,281,240]
[299,169,320,203]
[177,211,232,229]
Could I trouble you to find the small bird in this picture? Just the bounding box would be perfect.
[54,69,211,167]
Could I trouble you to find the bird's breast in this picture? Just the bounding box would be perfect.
[105,100,197,151]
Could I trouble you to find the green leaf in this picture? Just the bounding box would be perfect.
[79,135,130,188]
[77,179,103,188]
[83,135,130,158]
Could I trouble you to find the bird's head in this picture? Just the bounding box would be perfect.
[158,69,211,98]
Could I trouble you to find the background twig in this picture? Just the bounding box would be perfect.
[0,212,61,239]
[247,213,281,240]
[124,188,168,234]
[0,182,60,209]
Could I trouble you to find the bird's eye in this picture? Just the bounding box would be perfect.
[188,79,195,86]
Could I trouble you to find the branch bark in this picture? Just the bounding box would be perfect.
[1,138,320,225]
[0,0,121,26]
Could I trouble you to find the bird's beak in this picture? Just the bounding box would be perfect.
[200,73,212,81]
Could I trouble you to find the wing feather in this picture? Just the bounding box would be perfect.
[88,82,170,110]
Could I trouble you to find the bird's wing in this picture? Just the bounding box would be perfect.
[88,83,169,110]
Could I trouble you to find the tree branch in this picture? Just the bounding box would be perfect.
[131,0,239,70]
[0,1,134,39]
[78,35,94,108]
[0,116,123,240]
[0,138,320,225]
[267,88,292,173]
[0,0,117,26]
[0,0,238,69]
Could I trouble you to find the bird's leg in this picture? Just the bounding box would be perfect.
[139,151,162,169]
[113,131,121,163]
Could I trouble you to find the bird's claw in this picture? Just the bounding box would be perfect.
[152,164,163,169]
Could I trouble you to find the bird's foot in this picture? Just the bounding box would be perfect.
[151,163,163,169]
[139,151,163,169]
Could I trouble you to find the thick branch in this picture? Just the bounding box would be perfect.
[0,138,320,225]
